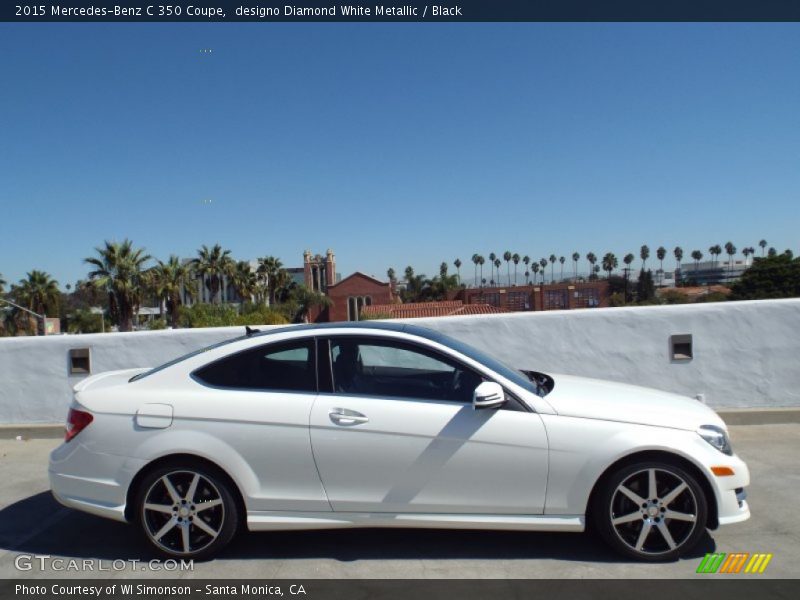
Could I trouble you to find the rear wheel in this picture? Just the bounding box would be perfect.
[593,461,708,561]
[134,462,239,560]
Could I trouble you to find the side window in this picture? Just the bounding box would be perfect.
[194,339,317,392]
[329,338,481,402]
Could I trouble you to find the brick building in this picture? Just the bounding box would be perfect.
[312,272,396,322]
[362,301,506,320]
[452,280,610,311]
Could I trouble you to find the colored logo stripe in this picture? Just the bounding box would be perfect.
[697,552,772,574]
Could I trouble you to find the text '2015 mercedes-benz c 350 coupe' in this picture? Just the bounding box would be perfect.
[50,322,750,561]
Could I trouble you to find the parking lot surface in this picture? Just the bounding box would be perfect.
[0,424,797,579]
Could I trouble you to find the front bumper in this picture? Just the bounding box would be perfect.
[711,454,751,526]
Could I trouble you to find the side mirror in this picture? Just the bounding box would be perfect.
[473,381,506,410]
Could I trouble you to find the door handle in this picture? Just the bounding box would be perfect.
[329,408,369,425]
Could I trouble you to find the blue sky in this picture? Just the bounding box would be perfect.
[1,23,798,287]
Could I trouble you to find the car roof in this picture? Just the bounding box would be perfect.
[250,320,441,341]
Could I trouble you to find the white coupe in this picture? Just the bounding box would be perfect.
[49,322,750,561]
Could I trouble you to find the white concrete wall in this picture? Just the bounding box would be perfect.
[0,299,798,424]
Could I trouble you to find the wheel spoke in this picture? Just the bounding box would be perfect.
[144,503,173,515]
[153,517,178,540]
[192,517,219,538]
[162,475,181,504]
[664,509,696,522]
[647,469,657,500]
[656,520,677,549]
[661,482,688,506]
[619,485,646,506]
[612,511,642,526]
[181,523,191,553]
[195,498,223,512]
[635,522,652,551]
[186,474,200,503]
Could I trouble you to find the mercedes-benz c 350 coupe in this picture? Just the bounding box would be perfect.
[50,322,750,561]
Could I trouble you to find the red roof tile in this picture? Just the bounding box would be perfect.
[361,300,507,320]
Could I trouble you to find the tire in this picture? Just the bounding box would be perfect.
[592,460,708,561]
[133,461,240,560]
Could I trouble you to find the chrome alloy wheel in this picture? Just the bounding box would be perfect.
[609,467,699,556]
[141,470,225,555]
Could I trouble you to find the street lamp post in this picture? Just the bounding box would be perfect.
[0,298,47,336]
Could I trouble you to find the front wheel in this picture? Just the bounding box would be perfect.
[134,462,239,560]
[592,461,708,561]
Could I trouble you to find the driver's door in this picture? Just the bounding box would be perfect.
[309,336,549,514]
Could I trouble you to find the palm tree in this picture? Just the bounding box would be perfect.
[623,253,634,278]
[532,263,540,284]
[674,246,684,281]
[602,253,618,279]
[523,255,530,284]
[511,253,520,285]
[257,256,285,305]
[724,242,737,279]
[549,254,557,283]
[503,251,512,286]
[640,245,650,271]
[558,256,565,281]
[453,258,462,286]
[230,261,258,304]
[471,254,479,287]
[149,256,195,327]
[572,252,580,280]
[741,247,751,267]
[13,270,60,330]
[586,252,597,280]
[0,273,5,295]
[489,253,497,285]
[387,267,396,283]
[493,258,501,285]
[656,246,666,273]
[539,258,548,283]
[759,239,767,256]
[85,239,151,332]
[192,244,234,304]
[477,255,485,286]
[691,250,703,276]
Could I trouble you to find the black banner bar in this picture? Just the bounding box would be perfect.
[2,580,800,600]
[3,1,800,22]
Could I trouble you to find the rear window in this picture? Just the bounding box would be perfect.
[193,339,317,393]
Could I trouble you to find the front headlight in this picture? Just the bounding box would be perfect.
[697,425,733,456]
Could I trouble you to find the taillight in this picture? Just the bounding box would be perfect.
[65,408,93,442]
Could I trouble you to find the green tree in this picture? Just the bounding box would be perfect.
[656,246,667,273]
[477,255,485,286]
[558,256,565,282]
[759,239,768,256]
[192,244,234,304]
[493,258,501,285]
[0,273,5,295]
[730,254,800,300]
[453,258,462,286]
[471,254,479,287]
[640,245,650,271]
[572,252,580,280]
[11,270,60,332]
[512,253,520,285]
[549,254,557,283]
[724,241,737,279]
[85,239,151,332]
[691,250,703,278]
[636,269,656,303]
[602,253,618,279]
[523,255,531,284]
[502,251,512,286]
[586,252,597,280]
[149,255,196,328]
[489,253,497,285]
[623,254,634,300]
[539,258,548,283]
[387,267,396,283]
[768,247,777,257]
[231,261,258,304]
[257,256,285,305]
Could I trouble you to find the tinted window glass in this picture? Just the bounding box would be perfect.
[194,339,316,392]
[330,338,481,402]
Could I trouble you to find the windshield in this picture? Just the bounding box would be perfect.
[423,329,544,396]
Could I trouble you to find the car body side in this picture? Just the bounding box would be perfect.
[49,327,750,533]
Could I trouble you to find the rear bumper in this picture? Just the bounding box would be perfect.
[49,440,145,524]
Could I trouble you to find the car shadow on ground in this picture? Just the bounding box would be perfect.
[1,492,716,564]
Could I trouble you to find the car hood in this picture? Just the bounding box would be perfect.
[542,373,726,431]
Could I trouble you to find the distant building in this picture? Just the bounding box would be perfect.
[679,260,748,285]
[362,300,506,320]
[452,280,610,311]
[315,272,396,322]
